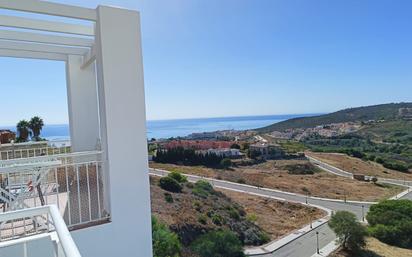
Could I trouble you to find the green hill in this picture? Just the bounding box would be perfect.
[257,102,412,133]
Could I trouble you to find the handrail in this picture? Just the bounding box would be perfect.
[0,205,82,257]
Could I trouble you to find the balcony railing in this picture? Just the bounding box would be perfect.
[0,151,110,230]
[0,143,71,161]
[0,205,81,257]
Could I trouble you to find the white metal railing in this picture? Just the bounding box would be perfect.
[0,205,81,257]
[0,144,71,161]
[0,151,109,230]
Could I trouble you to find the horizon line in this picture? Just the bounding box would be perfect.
[0,112,323,128]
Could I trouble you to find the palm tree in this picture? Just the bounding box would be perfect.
[29,116,44,141]
[16,120,31,142]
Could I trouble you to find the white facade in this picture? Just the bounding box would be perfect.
[0,1,152,257]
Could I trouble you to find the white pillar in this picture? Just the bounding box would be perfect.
[66,55,100,152]
[72,6,153,257]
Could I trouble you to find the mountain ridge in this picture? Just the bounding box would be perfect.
[257,102,412,133]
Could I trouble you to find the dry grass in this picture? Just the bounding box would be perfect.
[307,151,412,180]
[150,160,405,202]
[331,237,412,257]
[219,189,325,241]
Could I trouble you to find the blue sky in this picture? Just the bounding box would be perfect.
[0,0,411,125]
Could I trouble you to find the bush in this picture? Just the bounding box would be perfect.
[192,180,214,198]
[382,161,409,172]
[198,214,208,225]
[164,193,174,203]
[228,208,240,221]
[168,171,188,183]
[220,158,232,169]
[152,216,181,257]
[191,230,245,257]
[236,178,246,184]
[328,211,367,252]
[211,214,224,226]
[367,200,412,248]
[246,213,258,223]
[159,177,182,193]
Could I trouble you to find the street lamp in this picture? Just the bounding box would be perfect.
[316,231,320,254]
[362,205,365,222]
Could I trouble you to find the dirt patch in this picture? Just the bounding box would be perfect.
[307,151,412,180]
[150,160,405,202]
[331,237,412,257]
[219,189,325,241]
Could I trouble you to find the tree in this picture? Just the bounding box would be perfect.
[328,211,366,252]
[230,143,240,149]
[16,120,31,142]
[220,158,232,169]
[191,230,245,257]
[29,116,44,141]
[152,216,181,257]
[366,200,412,248]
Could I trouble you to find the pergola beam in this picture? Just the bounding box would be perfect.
[0,15,94,36]
[0,48,67,61]
[0,30,94,47]
[0,40,89,55]
[82,45,97,69]
[0,0,97,21]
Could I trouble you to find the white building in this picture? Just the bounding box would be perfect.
[0,1,152,257]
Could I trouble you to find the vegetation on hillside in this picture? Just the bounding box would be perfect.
[258,102,412,133]
[152,216,182,257]
[366,200,412,249]
[303,128,412,171]
[151,173,270,257]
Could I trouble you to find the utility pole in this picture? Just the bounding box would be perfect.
[316,231,320,254]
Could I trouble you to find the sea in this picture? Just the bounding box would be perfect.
[1,114,318,141]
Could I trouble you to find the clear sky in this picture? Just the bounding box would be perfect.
[0,0,411,125]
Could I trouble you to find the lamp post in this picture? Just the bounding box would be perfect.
[306,192,308,204]
[316,231,320,254]
[362,205,365,222]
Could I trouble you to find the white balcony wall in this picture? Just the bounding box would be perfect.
[71,6,153,257]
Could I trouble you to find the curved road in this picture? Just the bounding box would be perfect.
[149,166,412,257]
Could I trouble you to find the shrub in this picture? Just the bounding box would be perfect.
[198,214,208,225]
[191,230,245,257]
[328,211,367,252]
[152,216,181,257]
[284,163,318,175]
[192,180,214,198]
[211,214,224,226]
[220,158,232,169]
[168,171,188,183]
[228,208,240,221]
[164,193,174,203]
[367,200,412,248]
[159,177,182,193]
[258,231,270,244]
[236,178,246,184]
[193,200,202,212]
[382,161,409,172]
[246,213,258,223]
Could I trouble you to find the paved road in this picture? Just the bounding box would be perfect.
[149,167,412,257]
[257,223,335,257]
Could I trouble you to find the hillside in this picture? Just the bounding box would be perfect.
[257,102,412,133]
